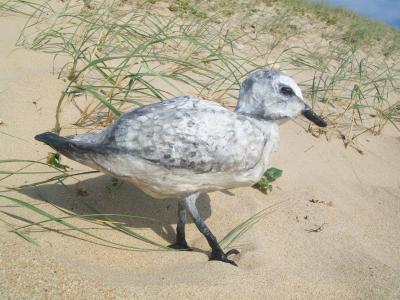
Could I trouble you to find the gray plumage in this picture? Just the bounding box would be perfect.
[74,97,268,173]
[35,69,327,265]
[36,95,277,198]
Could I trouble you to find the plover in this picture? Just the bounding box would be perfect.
[35,69,327,266]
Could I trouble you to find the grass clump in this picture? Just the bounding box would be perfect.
[290,41,400,147]
[269,0,400,54]
[168,0,207,18]
[15,0,250,132]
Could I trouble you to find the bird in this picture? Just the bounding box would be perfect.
[35,69,327,266]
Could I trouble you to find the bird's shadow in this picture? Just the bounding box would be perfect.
[17,175,211,246]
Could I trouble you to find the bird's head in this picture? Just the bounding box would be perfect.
[236,69,327,127]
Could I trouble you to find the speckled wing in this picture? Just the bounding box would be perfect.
[89,97,268,173]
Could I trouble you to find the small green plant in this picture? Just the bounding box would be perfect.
[253,167,283,194]
[46,152,68,170]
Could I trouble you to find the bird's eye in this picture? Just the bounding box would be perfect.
[280,86,295,96]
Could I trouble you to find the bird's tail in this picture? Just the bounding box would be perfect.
[34,132,87,161]
[35,132,69,150]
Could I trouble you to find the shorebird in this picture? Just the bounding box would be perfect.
[35,69,327,266]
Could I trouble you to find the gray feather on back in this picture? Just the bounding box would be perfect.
[72,97,268,174]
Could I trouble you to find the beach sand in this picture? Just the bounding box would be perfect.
[1,14,400,299]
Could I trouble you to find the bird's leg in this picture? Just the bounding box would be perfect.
[168,199,191,250]
[184,193,239,266]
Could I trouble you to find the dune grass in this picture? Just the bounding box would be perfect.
[2,0,399,135]
[163,0,400,145]
[275,0,400,56]
[180,0,400,56]
[0,0,399,253]
[14,0,256,133]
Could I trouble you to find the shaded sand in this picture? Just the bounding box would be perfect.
[1,15,400,299]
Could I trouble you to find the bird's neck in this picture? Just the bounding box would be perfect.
[235,98,264,119]
[235,103,278,123]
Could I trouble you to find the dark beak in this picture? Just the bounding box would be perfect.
[302,108,327,127]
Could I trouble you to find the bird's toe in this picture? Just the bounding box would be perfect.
[226,259,238,267]
[209,248,239,266]
[226,248,240,256]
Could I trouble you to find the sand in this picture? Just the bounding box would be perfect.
[1,13,400,300]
